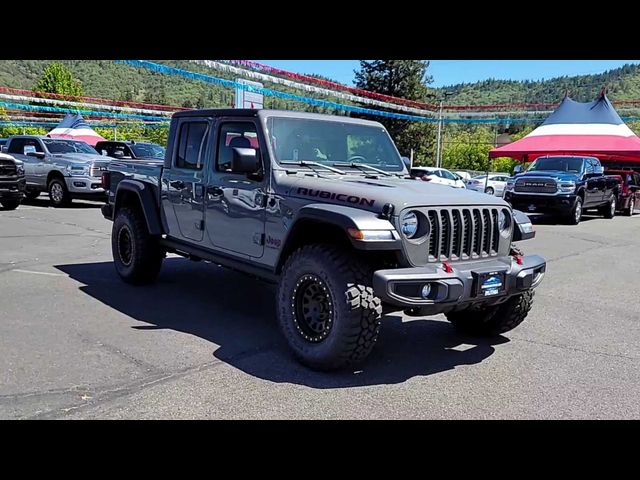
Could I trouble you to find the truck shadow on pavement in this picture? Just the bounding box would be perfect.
[56,258,508,389]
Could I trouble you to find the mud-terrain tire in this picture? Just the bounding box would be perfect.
[48,177,71,207]
[566,196,582,225]
[446,290,535,336]
[277,244,382,371]
[601,194,616,219]
[1,199,20,210]
[112,206,164,285]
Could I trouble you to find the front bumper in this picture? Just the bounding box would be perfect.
[504,192,577,213]
[64,176,105,195]
[0,177,26,199]
[373,255,546,314]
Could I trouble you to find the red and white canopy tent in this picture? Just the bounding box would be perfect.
[47,113,106,146]
[489,91,640,166]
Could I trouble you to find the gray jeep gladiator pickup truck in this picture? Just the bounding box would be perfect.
[5,136,110,206]
[101,109,546,370]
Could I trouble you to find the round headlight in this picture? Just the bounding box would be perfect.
[498,209,511,233]
[401,211,419,238]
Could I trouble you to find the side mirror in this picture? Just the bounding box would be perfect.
[231,147,261,175]
[27,151,46,159]
[513,164,522,174]
[401,156,411,171]
[594,165,604,175]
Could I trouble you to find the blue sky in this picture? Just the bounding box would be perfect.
[253,60,640,87]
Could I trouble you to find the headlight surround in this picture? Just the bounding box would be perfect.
[16,165,25,176]
[67,165,89,176]
[505,181,515,192]
[400,211,419,238]
[498,209,512,235]
[558,181,576,193]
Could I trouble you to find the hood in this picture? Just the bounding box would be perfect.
[52,153,110,164]
[277,172,507,213]
[514,171,580,182]
[0,152,21,165]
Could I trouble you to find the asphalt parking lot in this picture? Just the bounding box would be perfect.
[1,197,639,419]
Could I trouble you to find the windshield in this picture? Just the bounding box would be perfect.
[131,143,165,159]
[528,156,585,173]
[43,139,98,155]
[267,117,404,171]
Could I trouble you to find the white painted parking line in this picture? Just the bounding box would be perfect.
[11,269,67,277]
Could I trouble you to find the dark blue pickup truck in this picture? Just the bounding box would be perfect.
[503,155,621,225]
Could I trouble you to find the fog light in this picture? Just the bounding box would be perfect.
[421,284,432,299]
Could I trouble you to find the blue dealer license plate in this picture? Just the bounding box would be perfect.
[480,273,504,297]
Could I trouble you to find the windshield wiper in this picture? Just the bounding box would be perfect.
[280,160,345,175]
[332,162,400,177]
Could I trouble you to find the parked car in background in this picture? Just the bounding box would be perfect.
[410,167,466,188]
[95,140,166,161]
[0,151,25,210]
[4,136,110,207]
[466,173,511,196]
[503,155,620,225]
[606,169,640,216]
[454,171,472,181]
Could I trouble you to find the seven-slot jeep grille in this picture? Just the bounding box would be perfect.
[422,207,503,261]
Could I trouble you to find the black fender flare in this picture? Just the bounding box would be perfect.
[114,180,163,235]
[512,209,535,241]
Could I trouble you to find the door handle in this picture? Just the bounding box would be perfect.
[170,180,185,189]
[207,186,223,196]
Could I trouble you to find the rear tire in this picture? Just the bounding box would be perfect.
[602,194,616,219]
[1,199,20,210]
[277,244,382,371]
[566,197,582,225]
[48,177,71,207]
[446,290,535,336]
[111,206,164,285]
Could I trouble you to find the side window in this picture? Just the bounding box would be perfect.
[441,170,455,180]
[7,138,26,154]
[216,121,259,172]
[175,122,208,170]
[585,159,594,174]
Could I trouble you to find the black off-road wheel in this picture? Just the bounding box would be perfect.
[601,194,616,219]
[277,244,382,371]
[1,199,20,210]
[112,206,164,285]
[446,290,535,336]
[566,196,583,225]
[48,177,71,207]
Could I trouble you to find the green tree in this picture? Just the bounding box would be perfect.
[34,62,83,99]
[353,60,435,164]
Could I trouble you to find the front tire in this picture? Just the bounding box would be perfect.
[48,177,71,207]
[485,187,494,195]
[446,290,535,336]
[602,194,616,219]
[277,244,382,371]
[24,190,40,200]
[566,197,582,225]
[111,206,164,285]
[626,197,635,216]
[1,199,20,210]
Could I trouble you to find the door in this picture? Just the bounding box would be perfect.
[205,119,266,258]
[161,119,210,242]
[631,173,640,213]
[584,159,602,206]
[7,138,45,187]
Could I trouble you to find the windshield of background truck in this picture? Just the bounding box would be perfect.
[131,143,165,158]
[528,156,585,173]
[267,117,404,171]
[43,139,99,155]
